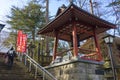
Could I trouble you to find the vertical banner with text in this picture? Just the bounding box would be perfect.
[17,30,27,53]
[22,34,27,53]
[17,30,23,52]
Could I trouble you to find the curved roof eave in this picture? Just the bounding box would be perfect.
[38,3,116,36]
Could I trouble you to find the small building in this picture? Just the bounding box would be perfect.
[38,3,116,80]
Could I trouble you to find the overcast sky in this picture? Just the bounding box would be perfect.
[0,0,115,33]
[0,0,69,23]
[0,0,70,31]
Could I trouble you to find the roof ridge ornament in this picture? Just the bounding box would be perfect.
[69,0,73,3]
[69,0,76,4]
[55,4,67,17]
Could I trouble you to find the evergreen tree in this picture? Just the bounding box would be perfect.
[7,1,45,43]
[6,0,46,60]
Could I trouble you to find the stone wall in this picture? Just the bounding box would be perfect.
[45,59,104,80]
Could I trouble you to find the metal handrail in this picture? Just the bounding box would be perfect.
[23,54,57,80]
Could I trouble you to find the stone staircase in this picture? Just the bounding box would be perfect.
[0,58,36,80]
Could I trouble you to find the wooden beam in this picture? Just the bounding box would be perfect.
[78,48,96,53]
[52,31,59,61]
[72,22,78,57]
[56,48,73,56]
[93,28,103,61]
[77,26,94,35]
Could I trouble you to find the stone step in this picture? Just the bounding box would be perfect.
[0,79,34,80]
[0,65,26,71]
[0,77,35,80]
[0,74,33,78]
[0,71,35,79]
[0,72,35,79]
[0,62,6,66]
[0,57,46,80]
[0,70,28,75]
[0,58,36,80]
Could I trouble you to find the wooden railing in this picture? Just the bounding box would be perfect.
[56,48,73,56]
[78,48,100,61]
[56,47,100,61]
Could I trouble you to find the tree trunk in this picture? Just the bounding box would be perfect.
[89,0,94,14]
[45,0,49,55]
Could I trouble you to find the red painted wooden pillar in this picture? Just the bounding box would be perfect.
[52,32,58,61]
[72,23,78,57]
[93,28,103,61]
